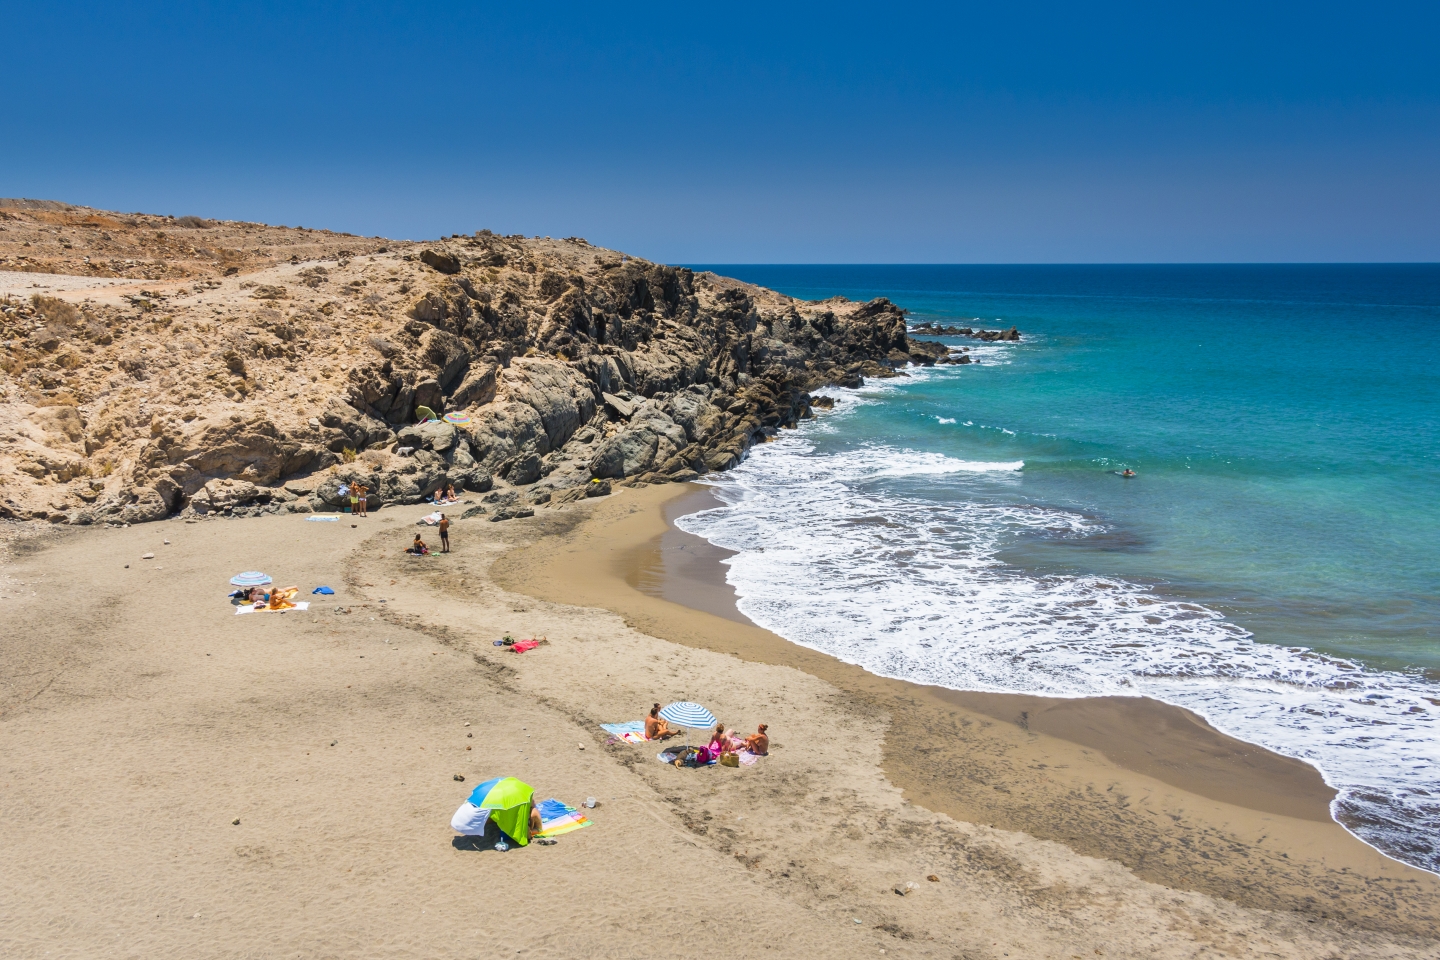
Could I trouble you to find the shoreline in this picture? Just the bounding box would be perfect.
[494,482,1440,933]
[5,497,1439,955]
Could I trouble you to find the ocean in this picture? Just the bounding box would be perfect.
[678,264,1440,874]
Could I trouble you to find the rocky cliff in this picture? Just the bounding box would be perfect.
[0,201,958,523]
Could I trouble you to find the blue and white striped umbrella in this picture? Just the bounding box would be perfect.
[659,701,717,730]
[229,571,273,587]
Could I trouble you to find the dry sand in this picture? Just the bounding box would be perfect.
[3,486,1439,958]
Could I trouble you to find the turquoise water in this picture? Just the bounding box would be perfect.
[681,264,1440,872]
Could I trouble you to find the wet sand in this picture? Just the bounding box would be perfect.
[495,482,1440,934]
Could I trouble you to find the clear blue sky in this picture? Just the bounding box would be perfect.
[5,2,1437,262]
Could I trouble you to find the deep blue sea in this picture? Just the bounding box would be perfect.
[680,264,1440,873]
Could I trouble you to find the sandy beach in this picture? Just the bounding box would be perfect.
[3,487,1439,958]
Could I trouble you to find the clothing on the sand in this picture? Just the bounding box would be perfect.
[312,586,335,595]
[511,639,540,653]
[306,515,340,522]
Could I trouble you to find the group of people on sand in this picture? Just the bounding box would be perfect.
[405,515,451,556]
[338,481,369,517]
[431,483,460,505]
[241,584,300,610]
[644,703,768,765]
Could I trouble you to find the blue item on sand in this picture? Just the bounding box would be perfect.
[312,586,335,595]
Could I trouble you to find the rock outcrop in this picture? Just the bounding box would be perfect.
[0,202,953,523]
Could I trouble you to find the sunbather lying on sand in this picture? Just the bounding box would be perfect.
[741,723,769,756]
[709,723,742,755]
[645,703,679,740]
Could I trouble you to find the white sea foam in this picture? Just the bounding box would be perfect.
[679,429,1440,874]
[935,416,957,424]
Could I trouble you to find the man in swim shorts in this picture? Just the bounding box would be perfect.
[439,514,450,553]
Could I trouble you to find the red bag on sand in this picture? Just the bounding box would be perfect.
[511,640,540,653]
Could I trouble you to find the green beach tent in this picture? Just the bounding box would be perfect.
[466,776,535,846]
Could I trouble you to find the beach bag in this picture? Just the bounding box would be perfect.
[719,752,739,767]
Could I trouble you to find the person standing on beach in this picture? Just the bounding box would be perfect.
[355,482,368,517]
[439,514,450,553]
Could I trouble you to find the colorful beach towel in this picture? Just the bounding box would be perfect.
[235,601,310,616]
[600,721,648,743]
[534,798,594,839]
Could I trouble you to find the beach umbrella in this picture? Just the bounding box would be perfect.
[659,701,717,747]
[467,776,535,847]
[443,412,471,425]
[229,571,272,587]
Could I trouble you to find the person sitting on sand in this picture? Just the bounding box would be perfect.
[645,703,679,740]
[443,483,457,503]
[740,723,769,756]
[407,534,429,556]
[709,723,741,756]
[266,586,300,610]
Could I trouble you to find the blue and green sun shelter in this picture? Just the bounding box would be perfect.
[467,776,535,846]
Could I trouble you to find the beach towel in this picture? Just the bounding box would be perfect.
[511,640,540,653]
[307,515,340,522]
[601,721,648,744]
[534,798,594,839]
[312,586,335,595]
[419,512,443,525]
[235,601,310,615]
[737,750,761,766]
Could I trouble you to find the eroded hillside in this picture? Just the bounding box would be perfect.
[0,199,953,523]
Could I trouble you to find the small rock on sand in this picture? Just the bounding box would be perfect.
[142,553,154,559]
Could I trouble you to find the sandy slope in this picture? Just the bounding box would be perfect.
[3,493,1438,959]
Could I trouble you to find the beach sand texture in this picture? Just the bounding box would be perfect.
[2,492,1438,958]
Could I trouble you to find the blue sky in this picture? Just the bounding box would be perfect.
[4,2,1437,262]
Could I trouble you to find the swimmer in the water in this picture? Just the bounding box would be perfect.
[1121,468,1136,478]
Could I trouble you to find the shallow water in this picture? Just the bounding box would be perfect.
[679,264,1440,873]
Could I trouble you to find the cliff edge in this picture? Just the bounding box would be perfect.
[0,200,951,523]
